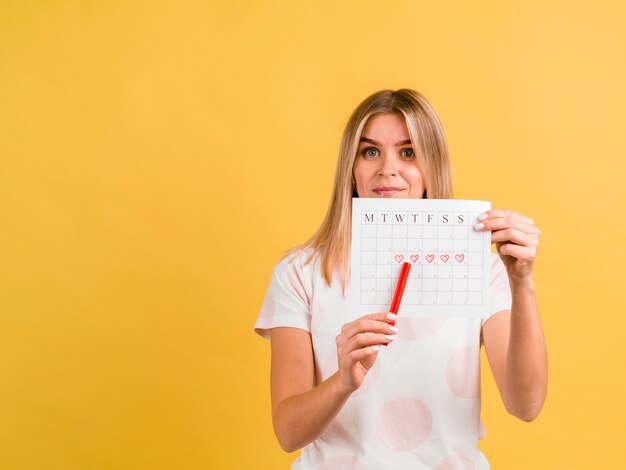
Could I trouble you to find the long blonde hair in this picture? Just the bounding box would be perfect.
[285,89,453,294]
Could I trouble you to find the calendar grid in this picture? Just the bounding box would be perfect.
[350,198,491,318]
[359,209,485,307]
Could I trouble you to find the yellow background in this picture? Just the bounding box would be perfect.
[1,1,624,468]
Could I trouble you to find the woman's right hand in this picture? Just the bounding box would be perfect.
[335,312,398,393]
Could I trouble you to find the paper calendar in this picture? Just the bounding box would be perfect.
[349,198,492,318]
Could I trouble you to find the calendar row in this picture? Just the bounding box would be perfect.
[362,237,483,252]
[361,224,482,239]
[362,277,484,292]
[364,265,483,282]
[360,211,482,226]
[361,251,484,266]
[361,290,484,306]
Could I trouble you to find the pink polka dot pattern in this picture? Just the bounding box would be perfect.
[436,454,474,470]
[317,455,365,470]
[396,317,446,341]
[253,249,503,466]
[445,345,480,399]
[376,397,432,451]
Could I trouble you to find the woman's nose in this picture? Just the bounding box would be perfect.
[377,155,399,176]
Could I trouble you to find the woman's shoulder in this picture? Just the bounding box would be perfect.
[272,246,319,279]
[276,245,317,267]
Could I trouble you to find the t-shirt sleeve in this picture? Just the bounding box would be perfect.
[253,252,312,340]
[482,253,513,326]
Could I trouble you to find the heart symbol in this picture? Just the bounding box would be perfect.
[394,254,404,263]
[410,254,419,263]
[426,254,435,263]
[455,254,465,263]
[440,254,450,263]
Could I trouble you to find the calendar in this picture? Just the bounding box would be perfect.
[349,198,492,318]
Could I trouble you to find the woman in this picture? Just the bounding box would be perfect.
[254,89,547,469]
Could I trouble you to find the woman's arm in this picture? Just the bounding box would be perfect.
[270,327,350,452]
[478,209,548,421]
[269,313,397,452]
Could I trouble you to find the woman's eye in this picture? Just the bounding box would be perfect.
[401,149,415,158]
[363,148,379,157]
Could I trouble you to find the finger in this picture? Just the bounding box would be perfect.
[340,312,396,331]
[337,347,380,381]
[348,345,380,368]
[339,312,396,340]
[478,209,534,226]
[354,348,379,373]
[344,332,395,353]
[341,318,398,340]
[475,217,540,236]
[497,242,537,262]
[481,209,534,225]
[491,228,539,247]
[362,311,398,323]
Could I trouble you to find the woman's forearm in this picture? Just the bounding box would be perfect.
[273,372,352,452]
[503,276,548,421]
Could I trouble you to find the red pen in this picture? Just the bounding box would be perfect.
[384,262,411,346]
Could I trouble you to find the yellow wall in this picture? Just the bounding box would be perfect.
[1,1,624,468]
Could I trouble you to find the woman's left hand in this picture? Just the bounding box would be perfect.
[474,209,540,281]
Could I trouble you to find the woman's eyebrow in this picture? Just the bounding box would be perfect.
[359,137,412,146]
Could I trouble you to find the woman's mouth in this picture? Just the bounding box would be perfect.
[373,187,404,197]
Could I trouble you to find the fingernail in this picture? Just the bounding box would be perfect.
[478,213,488,221]
[371,345,380,351]
[385,335,395,341]
[387,313,397,320]
[474,223,484,230]
[388,325,398,333]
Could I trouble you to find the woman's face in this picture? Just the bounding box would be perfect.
[352,112,425,199]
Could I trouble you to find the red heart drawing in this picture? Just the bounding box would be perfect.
[440,254,450,263]
[394,254,404,263]
[410,254,419,263]
[426,254,435,263]
[455,254,465,263]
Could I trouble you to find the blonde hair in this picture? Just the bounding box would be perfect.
[285,89,453,294]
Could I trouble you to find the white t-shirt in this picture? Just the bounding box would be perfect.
[254,248,512,470]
